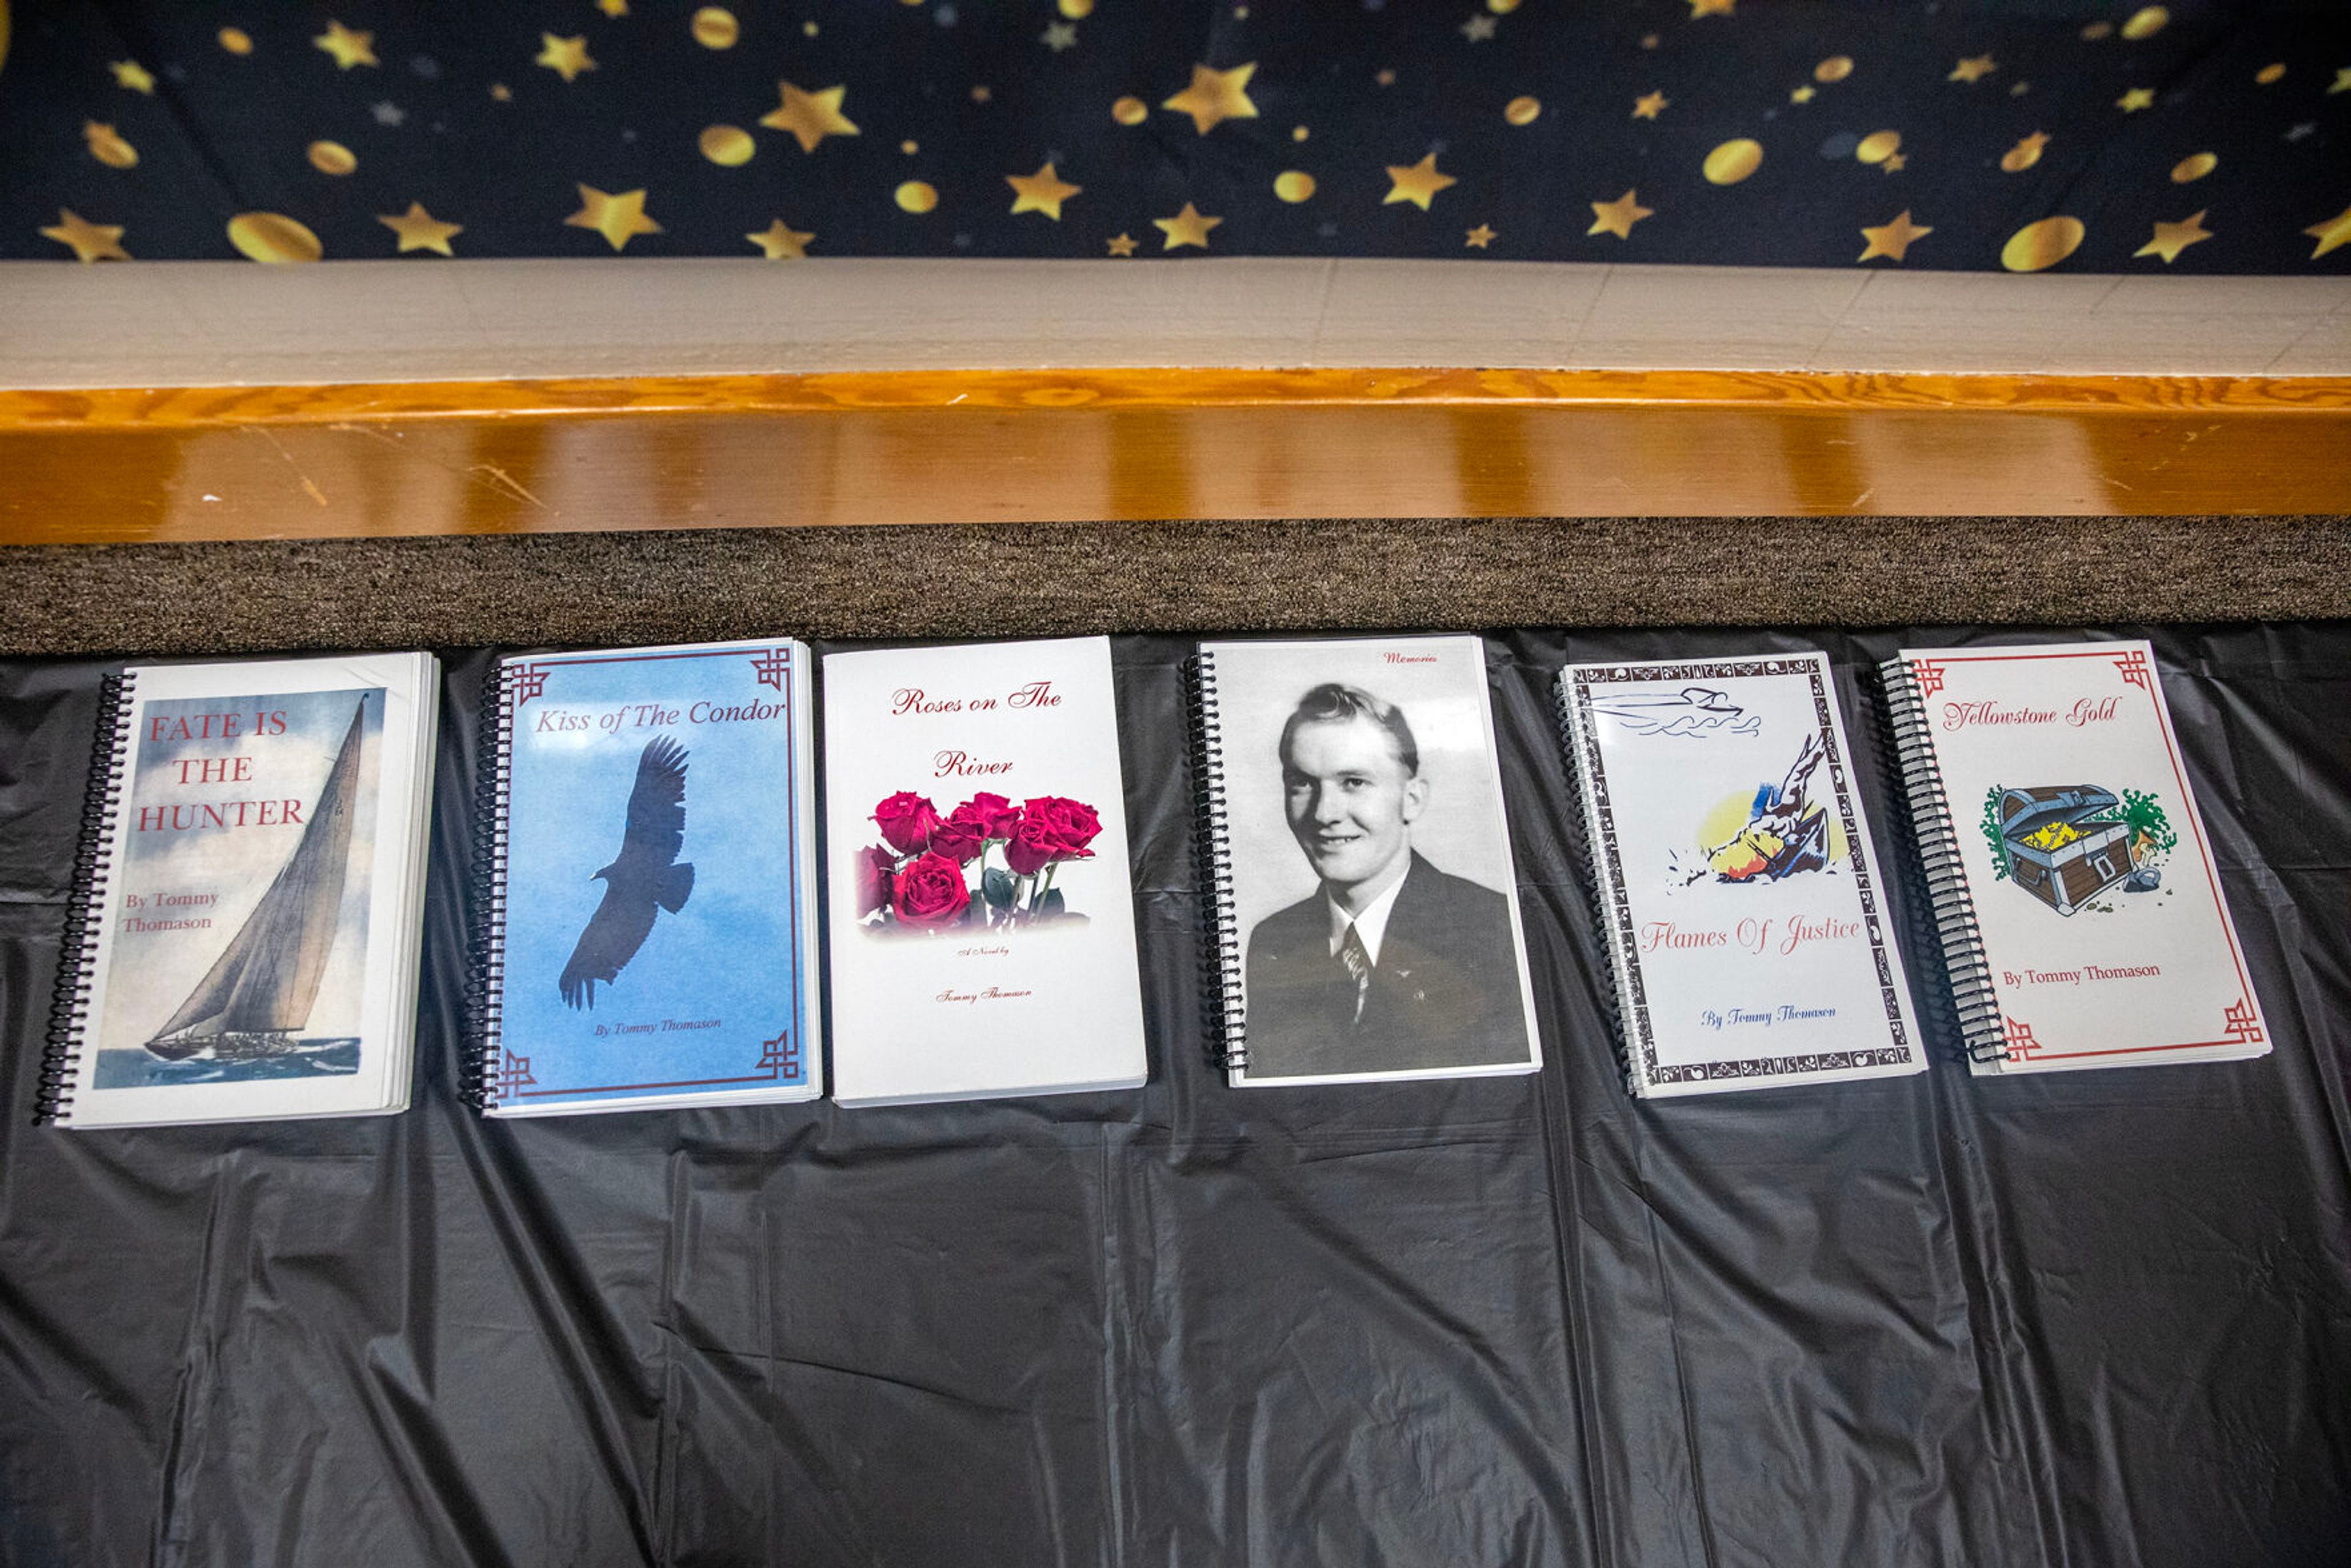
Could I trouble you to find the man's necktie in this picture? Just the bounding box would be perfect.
[1337,925,1371,1026]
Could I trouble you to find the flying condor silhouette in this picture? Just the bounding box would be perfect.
[560,735,694,1009]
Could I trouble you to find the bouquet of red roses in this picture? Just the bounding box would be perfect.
[857,790,1104,931]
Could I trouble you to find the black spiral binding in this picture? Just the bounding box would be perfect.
[1878,657,2004,1063]
[39,672,139,1125]
[1184,651,1248,1073]
[461,662,515,1110]
[1550,670,1645,1097]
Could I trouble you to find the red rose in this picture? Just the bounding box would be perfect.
[873,791,942,855]
[929,809,987,864]
[1024,796,1103,858]
[1004,813,1058,877]
[855,845,896,917]
[892,850,972,928]
[963,792,1022,839]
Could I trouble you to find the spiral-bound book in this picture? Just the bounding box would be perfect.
[470,639,822,1116]
[820,636,1147,1107]
[1556,653,1924,1098]
[1190,635,1542,1087]
[1881,640,2269,1074]
[41,653,441,1128]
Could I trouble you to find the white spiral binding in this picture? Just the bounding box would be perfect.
[39,671,140,1125]
[1186,651,1248,1071]
[465,662,516,1109]
[1551,670,1649,1097]
[1879,657,2005,1062]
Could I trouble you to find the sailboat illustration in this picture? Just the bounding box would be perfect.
[144,703,367,1062]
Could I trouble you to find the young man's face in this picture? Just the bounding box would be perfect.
[1282,714,1428,894]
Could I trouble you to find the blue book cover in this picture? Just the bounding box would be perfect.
[481,639,820,1114]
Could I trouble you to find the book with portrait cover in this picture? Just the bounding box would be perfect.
[1556,653,1924,1098]
[820,636,1147,1107]
[1881,639,2270,1074]
[41,653,441,1128]
[470,639,821,1116]
[1190,635,1542,1088]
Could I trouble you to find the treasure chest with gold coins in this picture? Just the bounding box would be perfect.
[1998,785,2136,916]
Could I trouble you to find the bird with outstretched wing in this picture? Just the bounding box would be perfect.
[560,735,695,1008]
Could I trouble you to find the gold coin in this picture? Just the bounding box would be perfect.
[218,27,252,55]
[1504,94,1541,126]
[900,138,918,154]
[1292,124,1308,141]
[2080,21,2113,39]
[84,123,137,168]
[1999,136,2043,173]
[1111,95,1147,126]
[690,6,737,48]
[894,180,938,214]
[227,211,324,263]
[2255,62,2285,84]
[1487,0,1522,11]
[1813,56,1853,83]
[1702,138,1763,185]
[2001,215,2083,273]
[2120,6,2167,39]
[1854,129,1902,165]
[307,140,356,176]
[1059,0,1092,15]
[2170,151,2216,183]
[1272,170,1315,203]
[698,124,755,166]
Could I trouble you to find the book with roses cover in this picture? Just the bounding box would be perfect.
[41,653,441,1128]
[820,636,1147,1107]
[470,639,822,1115]
[1881,639,2270,1074]
[1556,653,1925,1098]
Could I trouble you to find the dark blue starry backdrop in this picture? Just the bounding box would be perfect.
[2,0,2347,268]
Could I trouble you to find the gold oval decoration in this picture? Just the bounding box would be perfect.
[84,122,137,168]
[1813,56,1853,83]
[1999,135,2043,173]
[2170,151,2217,183]
[2080,20,2113,39]
[1504,94,1541,126]
[2255,62,2285,84]
[1854,129,1902,165]
[1487,0,1523,12]
[1703,138,1763,185]
[2120,6,2168,40]
[899,138,918,154]
[2001,216,2084,273]
[227,211,324,263]
[217,26,252,55]
[1111,95,1147,126]
[307,140,356,176]
[894,180,938,214]
[1059,0,1093,15]
[1272,170,1316,203]
[699,124,754,166]
[690,6,738,48]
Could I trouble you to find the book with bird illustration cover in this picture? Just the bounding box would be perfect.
[820,636,1147,1107]
[473,639,820,1115]
[42,653,441,1128]
[1556,652,1925,1097]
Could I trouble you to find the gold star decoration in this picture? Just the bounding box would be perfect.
[1041,21,1078,50]
[1162,62,1258,135]
[2117,86,2155,111]
[1790,85,1817,103]
[378,202,463,255]
[2331,67,2351,95]
[1383,152,1457,211]
[39,209,129,263]
[762,83,858,152]
[1858,209,1931,263]
[1007,162,1081,219]
[108,60,155,94]
[564,184,662,250]
[1464,223,1496,249]
[313,21,378,70]
[598,0,629,14]
[1633,91,1668,119]
[1152,201,1221,249]
[490,83,512,102]
[1687,0,1734,17]
[746,220,814,259]
[2305,202,2351,260]
[1949,54,1997,83]
[1461,15,1496,42]
[1882,151,1907,172]
[1588,189,1652,239]
[2134,210,2211,263]
[1106,231,1138,256]
[537,34,595,83]
[2001,131,2050,171]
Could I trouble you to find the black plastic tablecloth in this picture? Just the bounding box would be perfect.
[2,628,2347,1567]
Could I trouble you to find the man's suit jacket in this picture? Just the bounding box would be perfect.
[1243,852,1531,1078]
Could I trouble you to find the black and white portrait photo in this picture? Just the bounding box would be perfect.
[1199,637,1542,1085]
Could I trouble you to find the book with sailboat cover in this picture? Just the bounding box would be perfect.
[42,653,441,1128]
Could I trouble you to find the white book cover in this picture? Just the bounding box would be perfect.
[1888,640,2268,1074]
[821,637,1147,1107]
[1195,634,1543,1088]
[48,653,440,1128]
[1559,653,1924,1097]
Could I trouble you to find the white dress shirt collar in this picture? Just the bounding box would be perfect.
[1325,857,1412,966]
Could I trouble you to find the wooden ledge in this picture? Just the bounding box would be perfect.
[3,369,2347,544]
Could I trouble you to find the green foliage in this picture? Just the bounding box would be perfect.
[1981,787,2012,881]
[2119,789,2177,860]
[983,868,1014,907]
